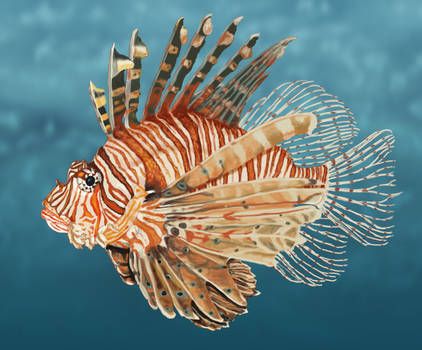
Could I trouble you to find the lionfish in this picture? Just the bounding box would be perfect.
[41,16,398,330]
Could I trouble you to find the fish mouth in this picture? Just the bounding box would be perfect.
[41,205,69,233]
[41,203,94,249]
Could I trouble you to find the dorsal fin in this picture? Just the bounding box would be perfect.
[195,37,295,126]
[173,16,243,112]
[144,18,187,118]
[160,15,213,114]
[89,16,296,134]
[189,33,259,111]
[125,29,148,126]
[108,44,134,127]
[89,81,112,135]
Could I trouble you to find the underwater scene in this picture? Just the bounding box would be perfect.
[0,0,421,349]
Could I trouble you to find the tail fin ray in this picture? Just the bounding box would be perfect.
[324,130,399,246]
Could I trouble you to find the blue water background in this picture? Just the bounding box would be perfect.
[0,0,421,349]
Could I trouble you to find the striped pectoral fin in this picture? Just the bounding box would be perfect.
[161,112,318,197]
[127,236,258,330]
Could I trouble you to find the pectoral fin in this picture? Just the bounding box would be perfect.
[160,112,317,198]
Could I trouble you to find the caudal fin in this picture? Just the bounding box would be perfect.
[324,130,399,246]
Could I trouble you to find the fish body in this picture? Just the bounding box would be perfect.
[41,16,398,330]
[96,112,327,256]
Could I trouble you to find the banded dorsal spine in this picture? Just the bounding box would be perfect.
[88,15,295,135]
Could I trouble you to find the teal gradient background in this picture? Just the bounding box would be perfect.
[0,0,420,349]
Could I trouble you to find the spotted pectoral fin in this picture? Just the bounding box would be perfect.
[147,178,325,266]
[156,177,325,211]
[160,112,317,198]
[164,204,320,266]
[128,236,258,330]
[154,178,326,228]
[160,201,347,286]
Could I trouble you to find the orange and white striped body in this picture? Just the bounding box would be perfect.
[94,111,328,251]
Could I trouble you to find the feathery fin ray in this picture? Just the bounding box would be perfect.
[242,80,358,166]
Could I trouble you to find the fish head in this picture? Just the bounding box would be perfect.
[41,160,106,249]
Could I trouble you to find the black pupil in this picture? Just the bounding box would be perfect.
[85,176,96,187]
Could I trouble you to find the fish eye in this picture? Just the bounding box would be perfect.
[76,169,102,192]
[85,176,96,187]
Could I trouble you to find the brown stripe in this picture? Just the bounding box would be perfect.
[98,147,134,197]
[137,125,181,180]
[246,158,256,181]
[263,149,272,178]
[322,165,328,183]
[256,153,262,177]
[153,117,191,173]
[114,127,167,192]
[177,114,203,165]
[58,182,74,216]
[200,118,213,159]
[99,183,125,215]
[273,149,285,177]
[290,161,297,177]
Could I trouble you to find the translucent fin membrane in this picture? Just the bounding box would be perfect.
[324,130,399,246]
[144,18,187,118]
[275,218,348,287]
[198,37,295,127]
[241,80,359,166]
[89,42,137,136]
